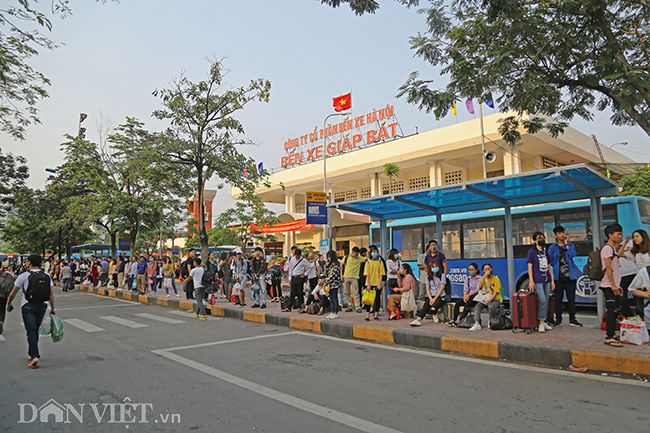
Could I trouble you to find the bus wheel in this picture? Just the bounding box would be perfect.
[517,277,529,292]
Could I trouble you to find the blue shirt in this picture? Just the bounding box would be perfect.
[100,260,109,272]
[137,262,148,275]
[548,242,580,281]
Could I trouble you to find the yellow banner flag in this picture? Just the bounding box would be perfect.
[451,103,457,115]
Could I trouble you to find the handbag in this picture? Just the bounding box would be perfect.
[147,278,153,285]
[400,289,417,311]
[324,266,334,292]
[51,314,64,343]
[163,278,172,289]
[307,302,321,314]
[489,310,514,330]
[362,289,376,305]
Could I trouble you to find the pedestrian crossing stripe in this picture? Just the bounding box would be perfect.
[100,316,148,328]
[63,318,105,332]
[135,313,185,324]
[0,335,5,341]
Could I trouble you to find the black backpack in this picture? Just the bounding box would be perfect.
[0,272,15,298]
[201,268,215,287]
[25,270,51,303]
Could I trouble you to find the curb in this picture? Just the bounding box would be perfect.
[67,284,650,376]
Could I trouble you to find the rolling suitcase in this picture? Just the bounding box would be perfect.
[547,294,555,324]
[512,290,538,334]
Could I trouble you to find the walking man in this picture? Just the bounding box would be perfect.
[342,246,364,312]
[548,226,583,327]
[282,248,309,312]
[183,258,207,320]
[250,247,268,309]
[6,254,55,369]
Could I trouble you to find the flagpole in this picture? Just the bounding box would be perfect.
[479,98,487,179]
[323,111,351,252]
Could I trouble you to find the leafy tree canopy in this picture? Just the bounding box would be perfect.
[620,166,650,199]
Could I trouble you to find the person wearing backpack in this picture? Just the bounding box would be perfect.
[0,269,16,335]
[6,254,55,369]
[600,223,633,347]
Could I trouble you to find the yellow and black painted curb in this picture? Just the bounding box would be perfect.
[68,284,650,376]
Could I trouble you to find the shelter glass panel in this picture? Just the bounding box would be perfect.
[463,219,505,259]
[442,222,461,260]
[512,215,555,246]
[398,227,423,261]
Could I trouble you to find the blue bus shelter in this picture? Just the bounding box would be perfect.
[329,164,619,316]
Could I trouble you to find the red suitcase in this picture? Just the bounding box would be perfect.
[512,290,538,334]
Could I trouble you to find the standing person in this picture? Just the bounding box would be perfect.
[117,257,126,289]
[0,268,16,335]
[91,261,99,288]
[183,258,207,320]
[386,248,401,295]
[79,260,88,282]
[136,256,148,294]
[601,223,633,347]
[423,240,448,295]
[127,257,137,291]
[60,261,72,292]
[232,250,248,307]
[341,247,364,313]
[619,229,650,317]
[182,249,196,300]
[527,231,555,333]
[363,245,385,321]
[282,249,309,312]
[548,226,583,327]
[6,254,55,369]
[324,250,342,319]
[468,263,503,332]
[250,247,268,309]
[448,262,481,326]
[410,262,446,327]
[269,257,284,302]
[100,256,109,286]
[109,259,118,287]
[222,253,233,301]
[146,257,158,293]
[206,252,218,277]
[306,253,319,293]
[163,256,180,298]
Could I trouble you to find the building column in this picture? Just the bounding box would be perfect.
[426,159,445,187]
[284,191,296,257]
[503,144,523,175]
[370,173,380,197]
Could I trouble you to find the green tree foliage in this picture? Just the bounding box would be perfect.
[382,162,400,194]
[620,166,650,199]
[325,0,650,139]
[184,227,239,249]
[319,0,419,15]
[0,1,115,139]
[214,202,278,251]
[0,147,29,207]
[153,58,272,261]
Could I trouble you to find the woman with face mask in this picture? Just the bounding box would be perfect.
[527,231,555,333]
[448,262,481,327]
[363,246,385,321]
[410,262,447,326]
[468,263,503,331]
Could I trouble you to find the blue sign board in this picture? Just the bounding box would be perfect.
[118,238,130,251]
[306,201,328,225]
[172,248,180,255]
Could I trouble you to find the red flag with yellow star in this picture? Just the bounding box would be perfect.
[333,93,351,112]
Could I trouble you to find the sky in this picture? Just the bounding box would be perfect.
[1,0,648,220]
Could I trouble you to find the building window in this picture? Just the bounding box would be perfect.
[444,170,463,185]
[487,169,504,178]
[409,176,430,191]
[382,180,404,194]
[295,202,305,213]
[543,157,563,169]
[345,189,358,201]
[361,187,371,198]
[334,191,346,203]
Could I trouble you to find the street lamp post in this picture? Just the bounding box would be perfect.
[323,112,351,252]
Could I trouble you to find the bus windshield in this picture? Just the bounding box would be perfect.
[639,200,650,225]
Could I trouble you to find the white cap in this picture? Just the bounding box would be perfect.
[236,250,243,255]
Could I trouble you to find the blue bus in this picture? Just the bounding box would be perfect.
[370,196,650,303]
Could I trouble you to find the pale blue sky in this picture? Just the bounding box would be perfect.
[1,0,647,217]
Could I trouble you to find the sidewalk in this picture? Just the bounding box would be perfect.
[66,283,650,376]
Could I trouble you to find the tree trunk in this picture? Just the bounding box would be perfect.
[130,227,138,258]
[110,232,117,260]
[197,172,209,262]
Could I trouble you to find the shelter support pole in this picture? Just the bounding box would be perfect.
[436,214,443,250]
[504,206,516,301]
[380,219,388,310]
[591,197,605,323]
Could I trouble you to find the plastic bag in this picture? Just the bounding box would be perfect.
[51,314,64,343]
[163,278,172,289]
[620,317,649,346]
[232,282,241,296]
[400,289,417,311]
[38,314,51,336]
[362,289,376,305]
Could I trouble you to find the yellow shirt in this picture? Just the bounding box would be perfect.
[481,275,503,302]
[363,259,385,287]
[342,255,364,278]
[163,263,175,277]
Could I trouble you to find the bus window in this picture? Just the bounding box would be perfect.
[639,200,650,225]
[442,222,461,259]
[463,219,505,259]
[423,223,437,245]
[399,227,422,261]
[512,215,555,245]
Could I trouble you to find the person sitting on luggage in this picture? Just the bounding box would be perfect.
[448,262,480,327]
[300,274,329,315]
[469,263,503,332]
[410,262,447,326]
[387,263,417,320]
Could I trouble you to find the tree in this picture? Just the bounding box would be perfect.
[214,202,279,251]
[184,226,239,249]
[319,0,419,15]
[326,0,650,139]
[0,147,29,208]
[382,162,400,194]
[0,1,116,139]
[153,58,272,261]
[620,166,650,199]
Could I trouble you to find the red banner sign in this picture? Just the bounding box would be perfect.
[251,219,315,233]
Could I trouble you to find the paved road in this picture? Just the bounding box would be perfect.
[1,291,648,432]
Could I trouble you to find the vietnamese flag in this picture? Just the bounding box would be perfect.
[333,93,351,112]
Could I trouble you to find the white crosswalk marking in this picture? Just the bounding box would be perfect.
[167,310,196,316]
[100,316,148,328]
[0,335,5,341]
[135,313,185,324]
[63,318,105,332]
